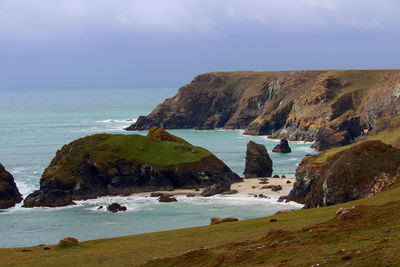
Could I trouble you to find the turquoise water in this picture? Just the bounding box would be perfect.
[0,88,315,248]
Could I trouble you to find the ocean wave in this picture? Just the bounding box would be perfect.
[97,118,137,123]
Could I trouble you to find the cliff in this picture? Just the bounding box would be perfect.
[288,124,400,207]
[0,163,22,209]
[23,127,241,207]
[126,70,400,150]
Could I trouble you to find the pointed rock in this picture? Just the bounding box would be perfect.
[243,141,273,178]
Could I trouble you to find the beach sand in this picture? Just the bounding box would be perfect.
[153,177,295,198]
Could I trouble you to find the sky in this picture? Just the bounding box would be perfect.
[0,0,400,90]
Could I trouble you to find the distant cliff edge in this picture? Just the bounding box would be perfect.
[126,70,400,150]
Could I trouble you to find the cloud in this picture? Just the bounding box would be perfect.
[0,0,399,42]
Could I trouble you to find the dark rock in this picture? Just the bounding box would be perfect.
[261,185,273,189]
[272,139,292,153]
[0,163,23,209]
[269,218,278,222]
[97,206,103,210]
[286,180,292,184]
[282,175,286,178]
[107,203,127,213]
[259,181,269,184]
[150,192,165,197]
[277,195,288,202]
[271,185,283,192]
[201,183,231,197]
[195,187,200,191]
[272,175,280,178]
[23,128,241,207]
[289,140,400,208]
[186,193,195,197]
[158,195,177,202]
[243,141,273,178]
[258,194,269,199]
[221,190,238,195]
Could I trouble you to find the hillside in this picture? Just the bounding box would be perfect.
[126,70,400,150]
[2,178,400,266]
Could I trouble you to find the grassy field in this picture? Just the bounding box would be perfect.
[2,182,400,266]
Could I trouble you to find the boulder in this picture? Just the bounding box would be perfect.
[201,183,231,197]
[0,163,23,209]
[150,192,165,197]
[277,195,288,202]
[158,195,177,202]
[243,141,273,178]
[271,185,283,192]
[23,128,242,207]
[107,203,127,213]
[273,175,280,178]
[272,139,292,153]
[221,190,238,195]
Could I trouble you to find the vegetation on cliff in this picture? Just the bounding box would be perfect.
[0,163,22,209]
[126,70,400,150]
[23,128,241,207]
[289,123,400,207]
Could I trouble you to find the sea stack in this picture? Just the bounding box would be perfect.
[272,139,292,153]
[243,141,273,178]
[0,163,23,209]
[23,127,241,207]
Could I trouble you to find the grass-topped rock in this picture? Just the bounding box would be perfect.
[289,139,400,208]
[23,127,241,207]
[0,163,22,209]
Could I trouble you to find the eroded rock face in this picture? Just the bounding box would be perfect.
[23,128,241,207]
[272,139,292,153]
[288,141,400,208]
[126,70,400,151]
[243,141,273,178]
[0,163,22,209]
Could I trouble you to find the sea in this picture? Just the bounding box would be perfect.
[0,88,316,248]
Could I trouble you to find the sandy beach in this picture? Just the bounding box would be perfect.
[153,177,295,198]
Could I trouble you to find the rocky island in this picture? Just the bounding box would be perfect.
[126,70,400,150]
[23,127,241,207]
[0,163,22,209]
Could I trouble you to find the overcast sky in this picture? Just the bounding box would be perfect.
[1,0,399,90]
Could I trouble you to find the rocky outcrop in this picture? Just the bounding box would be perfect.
[272,139,292,153]
[288,140,400,208]
[201,183,231,197]
[23,128,241,207]
[243,141,273,178]
[107,203,127,213]
[0,163,22,209]
[126,70,400,151]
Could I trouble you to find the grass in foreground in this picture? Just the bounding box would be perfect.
[2,183,400,266]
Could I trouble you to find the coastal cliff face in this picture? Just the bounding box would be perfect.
[126,70,400,150]
[0,163,22,209]
[288,140,400,208]
[23,128,241,207]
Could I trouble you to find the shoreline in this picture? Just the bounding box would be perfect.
[151,177,295,199]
